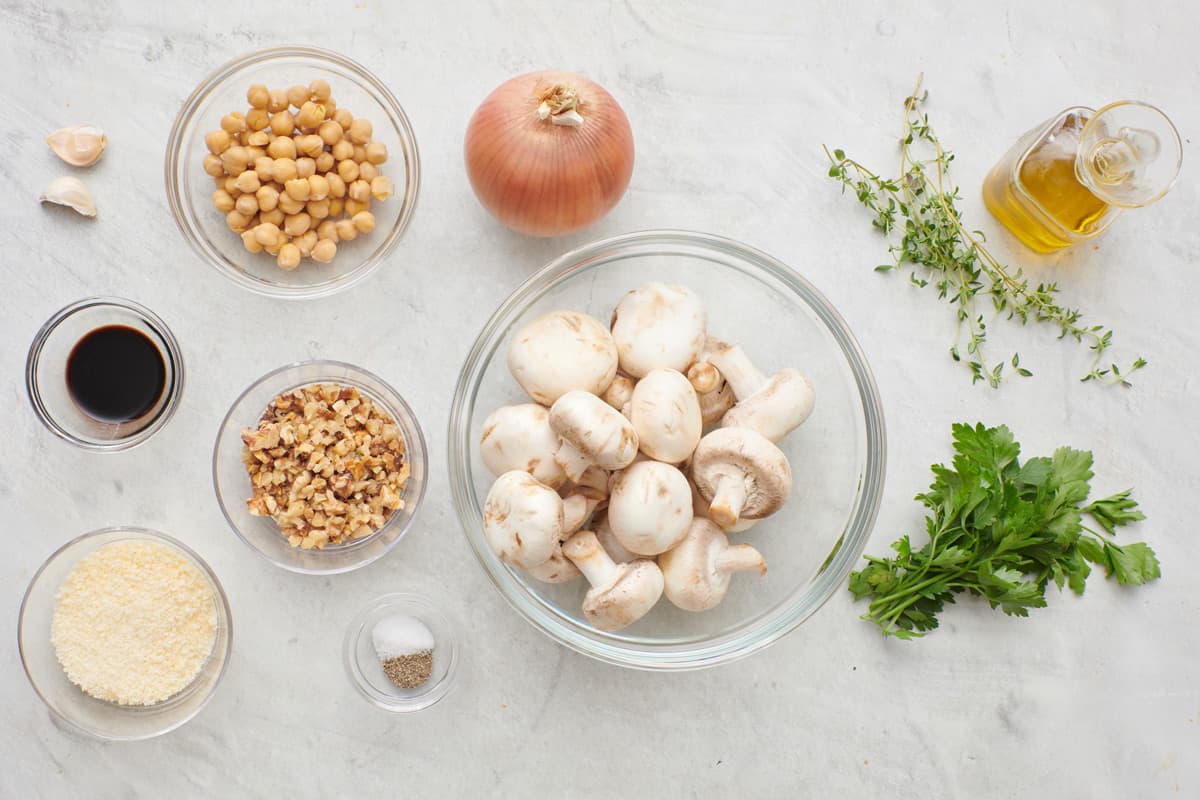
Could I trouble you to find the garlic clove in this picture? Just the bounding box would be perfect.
[46,125,107,167]
[40,176,97,217]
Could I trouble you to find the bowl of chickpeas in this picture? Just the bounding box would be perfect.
[165,46,420,299]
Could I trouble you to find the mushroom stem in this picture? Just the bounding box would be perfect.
[715,545,767,576]
[562,493,599,533]
[555,439,591,483]
[562,530,618,587]
[708,474,748,529]
[709,343,766,401]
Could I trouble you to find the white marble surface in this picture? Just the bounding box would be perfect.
[3,1,1198,796]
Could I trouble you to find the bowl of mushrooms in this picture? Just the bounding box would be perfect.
[449,230,886,670]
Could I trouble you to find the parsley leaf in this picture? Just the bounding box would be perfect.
[849,423,1160,638]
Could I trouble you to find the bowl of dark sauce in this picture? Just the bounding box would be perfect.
[26,298,184,451]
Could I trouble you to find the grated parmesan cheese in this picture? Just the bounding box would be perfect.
[50,540,218,706]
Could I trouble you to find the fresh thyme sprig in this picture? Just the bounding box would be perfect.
[824,76,1146,388]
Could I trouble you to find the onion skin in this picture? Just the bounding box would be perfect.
[464,70,635,237]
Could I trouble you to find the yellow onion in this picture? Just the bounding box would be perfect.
[464,70,634,237]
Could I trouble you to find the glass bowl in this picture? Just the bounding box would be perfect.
[18,527,232,740]
[213,360,428,574]
[343,593,458,712]
[165,46,420,299]
[25,298,185,452]
[448,230,886,670]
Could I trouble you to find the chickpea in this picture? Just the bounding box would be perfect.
[246,84,270,109]
[328,197,345,217]
[318,120,343,146]
[234,171,261,194]
[246,108,270,131]
[223,176,240,193]
[311,238,337,264]
[267,89,289,113]
[306,198,330,219]
[352,144,367,163]
[331,139,354,161]
[294,230,318,257]
[316,219,339,241]
[325,172,347,198]
[365,141,388,165]
[212,189,235,212]
[267,136,297,160]
[285,178,312,202]
[296,101,326,130]
[337,159,360,183]
[221,112,248,134]
[344,198,369,217]
[309,79,332,102]
[370,176,394,201]
[259,207,284,226]
[205,129,232,154]
[235,193,259,216]
[277,192,305,215]
[269,111,295,136]
[347,179,371,203]
[358,162,379,183]
[246,129,270,147]
[253,223,282,246]
[245,146,266,162]
[352,211,376,233]
[333,108,354,130]
[335,218,358,241]
[241,229,264,253]
[226,209,252,232]
[221,146,249,175]
[347,118,372,144]
[286,85,310,109]
[264,240,282,256]
[315,151,335,173]
[254,184,278,212]
[273,158,298,183]
[283,212,312,237]
[277,243,301,270]
[297,135,324,158]
[296,157,317,179]
[254,156,275,182]
[306,174,330,201]
[203,153,224,177]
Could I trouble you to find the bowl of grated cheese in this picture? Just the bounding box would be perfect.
[18,527,232,740]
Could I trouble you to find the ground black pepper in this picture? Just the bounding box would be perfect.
[382,651,432,689]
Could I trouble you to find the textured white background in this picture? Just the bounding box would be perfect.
[3,1,1198,797]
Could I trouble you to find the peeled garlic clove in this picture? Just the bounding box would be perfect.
[40,176,97,217]
[46,125,107,167]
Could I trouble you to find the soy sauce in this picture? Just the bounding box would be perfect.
[66,326,166,423]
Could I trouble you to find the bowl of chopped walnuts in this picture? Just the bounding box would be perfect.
[213,360,427,574]
[165,46,420,299]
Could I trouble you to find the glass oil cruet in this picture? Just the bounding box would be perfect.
[982,101,1181,253]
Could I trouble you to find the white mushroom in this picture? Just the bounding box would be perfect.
[602,374,636,415]
[628,368,702,464]
[707,341,815,443]
[479,404,567,489]
[508,310,618,406]
[562,529,664,631]
[606,460,693,556]
[549,390,639,482]
[688,338,736,425]
[483,471,564,568]
[691,428,792,530]
[690,477,757,533]
[659,518,767,611]
[610,283,707,378]
[525,540,581,583]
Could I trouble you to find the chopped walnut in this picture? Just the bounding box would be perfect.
[241,383,409,549]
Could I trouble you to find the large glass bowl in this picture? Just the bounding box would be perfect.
[18,527,232,740]
[165,46,419,299]
[448,230,886,670]
[213,360,428,574]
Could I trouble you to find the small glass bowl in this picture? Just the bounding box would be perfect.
[25,298,185,451]
[212,360,427,574]
[165,46,420,299]
[343,593,458,713]
[449,230,887,670]
[18,527,232,741]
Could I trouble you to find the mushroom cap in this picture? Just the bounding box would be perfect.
[606,460,693,555]
[721,368,815,443]
[525,546,581,583]
[691,427,792,520]
[628,368,702,464]
[479,404,567,489]
[610,283,707,378]
[482,471,564,568]
[581,559,664,631]
[508,310,618,405]
[659,518,765,611]
[549,390,639,470]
